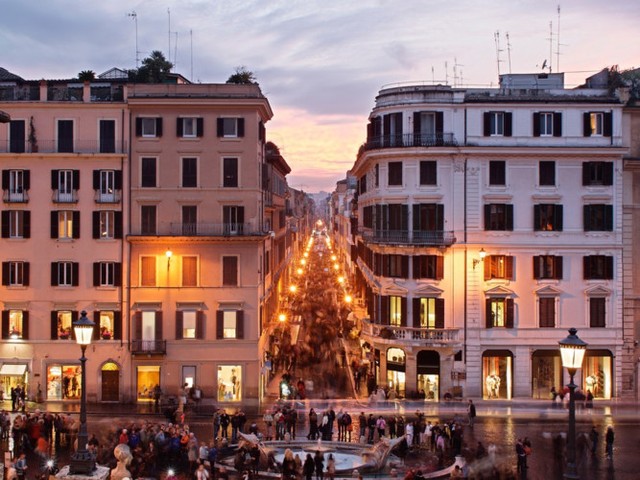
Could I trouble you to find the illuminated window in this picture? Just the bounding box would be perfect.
[99,311,115,339]
[419,298,436,328]
[3,310,25,339]
[216,310,244,339]
[182,311,197,339]
[217,365,242,401]
[485,298,514,328]
[55,310,73,340]
[389,296,402,326]
[57,211,77,239]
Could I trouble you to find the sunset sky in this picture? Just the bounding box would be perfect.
[2,0,639,192]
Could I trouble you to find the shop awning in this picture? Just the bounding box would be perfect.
[0,364,27,376]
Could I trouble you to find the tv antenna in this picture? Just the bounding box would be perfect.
[127,10,140,68]
[453,57,464,87]
[505,32,513,74]
[547,21,553,73]
[190,30,194,82]
[494,31,504,77]
[555,4,564,72]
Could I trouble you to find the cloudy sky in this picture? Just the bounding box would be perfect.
[2,0,638,192]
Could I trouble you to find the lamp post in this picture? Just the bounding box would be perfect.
[69,310,96,475]
[558,328,588,479]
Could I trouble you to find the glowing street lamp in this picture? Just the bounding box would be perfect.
[344,294,353,304]
[289,285,297,294]
[331,255,337,261]
[278,313,287,323]
[296,268,303,275]
[337,276,345,284]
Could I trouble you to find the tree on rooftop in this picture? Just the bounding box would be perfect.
[131,50,174,83]
[227,66,257,84]
[78,70,96,82]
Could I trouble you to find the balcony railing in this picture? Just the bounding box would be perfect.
[0,140,127,154]
[52,190,79,203]
[131,339,166,355]
[361,228,456,246]
[2,190,29,203]
[94,190,122,204]
[130,222,266,237]
[362,319,460,345]
[361,133,457,151]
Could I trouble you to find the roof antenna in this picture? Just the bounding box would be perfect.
[190,30,194,82]
[547,21,553,73]
[494,30,503,77]
[505,32,512,74]
[127,11,139,68]
[556,4,563,72]
[168,7,171,64]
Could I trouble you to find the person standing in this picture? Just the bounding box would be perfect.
[314,451,324,480]
[605,425,614,459]
[14,452,27,480]
[515,438,526,473]
[303,454,315,480]
[589,426,599,456]
[467,399,476,428]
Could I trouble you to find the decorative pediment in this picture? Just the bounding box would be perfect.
[414,283,444,296]
[380,280,408,296]
[484,285,515,297]
[131,302,162,311]
[585,285,611,297]
[535,285,563,297]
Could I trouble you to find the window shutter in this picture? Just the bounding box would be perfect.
[155,118,163,137]
[435,298,445,329]
[24,171,30,190]
[604,205,613,231]
[114,170,122,189]
[583,205,592,231]
[483,112,491,136]
[93,311,101,341]
[176,311,183,339]
[23,211,30,238]
[484,204,491,230]
[435,112,444,135]
[196,311,204,339]
[51,263,58,286]
[603,112,612,137]
[217,119,224,137]
[51,211,58,238]
[177,118,184,137]
[436,204,444,231]
[582,162,590,186]
[505,204,514,230]
[555,205,563,231]
[135,118,143,137]
[504,112,513,137]
[134,312,142,339]
[485,299,492,328]
[555,256,563,279]
[51,311,58,339]
[533,205,541,231]
[113,311,122,340]
[51,170,59,190]
[22,311,29,340]
[155,311,163,340]
[237,118,245,137]
[114,263,122,286]
[413,112,421,134]
[115,211,123,239]
[93,262,100,286]
[92,211,100,239]
[216,310,224,339]
[1,262,8,286]
[602,162,613,186]
[401,256,409,278]
[72,211,80,238]
[1,211,9,238]
[506,256,514,279]
[236,310,244,339]
[197,118,204,137]
[1,170,8,189]
[436,256,444,280]
[380,296,389,325]
[484,256,491,281]
[533,256,541,279]
[583,256,591,279]
[553,112,562,137]
[583,112,591,136]
[73,170,80,189]
[412,257,420,279]
[72,262,79,286]
[93,170,100,189]
[23,262,30,286]
[533,113,541,137]
[400,296,407,326]
[412,298,421,328]
[506,299,515,328]
[605,256,614,279]
[1,311,9,339]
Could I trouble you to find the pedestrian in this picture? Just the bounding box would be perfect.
[303,453,315,480]
[314,451,324,480]
[515,438,526,473]
[263,410,274,441]
[376,415,386,440]
[14,452,27,480]
[585,390,594,410]
[605,425,614,459]
[467,399,476,428]
[326,454,336,480]
[589,426,599,456]
[522,437,532,469]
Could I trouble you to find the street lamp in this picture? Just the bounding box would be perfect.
[559,328,588,479]
[69,310,96,475]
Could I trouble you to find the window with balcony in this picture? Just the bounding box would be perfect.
[1,210,30,239]
[533,255,563,280]
[413,204,444,235]
[136,117,163,138]
[584,204,613,231]
[413,111,444,145]
[533,112,562,137]
[52,310,76,340]
[52,169,79,203]
[223,206,244,235]
[182,206,197,235]
[216,310,244,339]
[483,111,512,137]
[3,170,29,202]
[176,310,204,339]
[182,256,198,287]
[583,255,614,280]
[177,117,203,138]
[51,210,79,239]
[93,210,122,239]
[583,112,612,137]
[538,297,556,327]
[222,256,238,286]
[484,255,514,280]
[141,158,157,187]
[223,157,239,187]
[484,204,514,231]
[413,297,444,329]
[133,311,163,351]
[140,205,157,235]
[413,255,444,280]
[93,262,121,287]
[57,120,74,153]
[582,162,613,186]
[93,170,121,203]
[182,158,198,188]
[51,261,78,287]
[99,119,116,153]
[9,120,25,153]
[534,204,563,231]
[2,310,28,339]
[217,118,245,138]
[419,161,437,186]
[485,297,514,328]
[2,261,29,286]
[489,161,506,186]
[140,256,157,286]
[539,161,556,186]
[589,297,606,327]
[388,161,403,186]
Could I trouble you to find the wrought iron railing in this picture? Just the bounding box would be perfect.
[361,228,456,246]
[361,133,457,151]
[131,340,166,354]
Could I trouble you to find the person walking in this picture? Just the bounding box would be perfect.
[605,425,614,459]
[314,451,324,480]
[303,454,315,480]
[589,426,599,456]
[515,438,527,473]
[467,399,476,428]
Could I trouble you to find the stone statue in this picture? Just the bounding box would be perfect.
[110,444,133,480]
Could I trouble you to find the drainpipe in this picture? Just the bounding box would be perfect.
[120,107,126,350]
[463,157,468,365]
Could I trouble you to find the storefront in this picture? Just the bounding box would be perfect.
[0,363,29,400]
[583,350,613,399]
[217,365,242,402]
[416,350,440,400]
[46,364,81,400]
[531,350,562,399]
[482,350,512,399]
[386,347,406,398]
[136,365,160,402]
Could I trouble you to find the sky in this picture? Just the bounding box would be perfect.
[1,1,639,193]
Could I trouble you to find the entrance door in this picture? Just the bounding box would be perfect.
[102,370,119,401]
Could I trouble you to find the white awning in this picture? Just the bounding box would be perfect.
[0,364,27,376]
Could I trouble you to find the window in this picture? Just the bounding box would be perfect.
[140,205,157,235]
[533,112,562,137]
[2,210,30,238]
[136,117,163,138]
[484,204,514,231]
[583,112,612,137]
[93,169,121,203]
[140,256,157,286]
[182,206,197,235]
[222,256,238,286]
[182,256,198,287]
[485,298,514,328]
[533,255,563,280]
[539,161,556,186]
[97,311,117,340]
[589,297,606,327]
[217,365,242,402]
[3,169,29,202]
[182,158,198,188]
[483,112,512,137]
[413,111,444,146]
[216,310,244,339]
[93,210,120,239]
[583,255,614,280]
[387,255,405,278]
[51,261,78,286]
[217,118,245,138]
[539,297,556,327]
[419,161,437,186]
[413,255,444,280]
[9,120,25,153]
[489,161,506,186]
[534,204,563,231]
[52,169,79,203]
[2,261,29,286]
[99,119,116,153]
[582,162,613,186]
[141,158,157,187]
[484,255,514,280]
[57,120,74,153]
[2,310,27,339]
[388,162,403,186]
[584,204,613,231]
[223,157,239,187]
[93,262,121,287]
[52,211,79,239]
[389,296,403,326]
[177,117,203,138]
[223,206,244,235]
[53,310,75,340]
[413,297,444,329]
[181,311,197,339]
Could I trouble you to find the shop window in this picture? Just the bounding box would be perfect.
[386,348,406,398]
[137,365,160,402]
[47,364,81,400]
[531,352,562,399]
[583,353,611,399]
[482,352,512,399]
[218,365,241,401]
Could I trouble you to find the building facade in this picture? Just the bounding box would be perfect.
[345,72,630,400]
